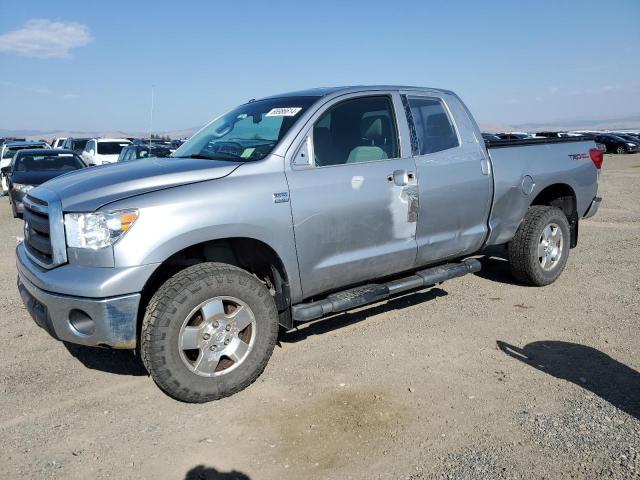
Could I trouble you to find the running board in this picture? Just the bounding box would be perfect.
[291,258,481,322]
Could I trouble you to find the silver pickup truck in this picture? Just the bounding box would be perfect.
[16,86,603,402]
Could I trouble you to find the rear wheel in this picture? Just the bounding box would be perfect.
[508,206,570,286]
[141,262,279,403]
[616,146,626,154]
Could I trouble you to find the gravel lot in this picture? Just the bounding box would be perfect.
[1,154,638,480]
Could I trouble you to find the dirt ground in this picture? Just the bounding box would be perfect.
[1,154,638,480]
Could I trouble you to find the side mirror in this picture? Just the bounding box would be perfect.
[89,149,95,156]
[292,135,313,168]
[0,166,10,175]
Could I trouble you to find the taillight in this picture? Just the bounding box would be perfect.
[589,148,603,169]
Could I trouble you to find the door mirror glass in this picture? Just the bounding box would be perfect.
[0,166,10,174]
[292,135,313,167]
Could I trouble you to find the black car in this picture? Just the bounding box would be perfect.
[2,149,86,218]
[132,138,173,148]
[535,131,564,138]
[612,133,640,148]
[117,144,172,162]
[593,134,639,154]
[61,137,91,153]
[482,133,502,141]
[496,133,531,140]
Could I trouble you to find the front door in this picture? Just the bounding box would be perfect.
[286,94,418,298]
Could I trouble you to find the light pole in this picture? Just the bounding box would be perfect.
[149,85,155,149]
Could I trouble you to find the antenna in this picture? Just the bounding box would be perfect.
[149,85,155,149]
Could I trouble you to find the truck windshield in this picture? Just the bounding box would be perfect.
[173,96,320,161]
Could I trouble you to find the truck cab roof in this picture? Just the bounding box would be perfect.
[259,85,455,101]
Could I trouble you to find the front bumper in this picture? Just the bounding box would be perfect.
[583,196,602,219]
[10,191,25,213]
[15,243,151,349]
[17,268,140,349]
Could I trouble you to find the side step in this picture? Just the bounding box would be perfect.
[291,258,481,322]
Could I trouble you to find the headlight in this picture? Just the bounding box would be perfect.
[65,209,139,249]
[627,143,635,147]
[12,183,34,193]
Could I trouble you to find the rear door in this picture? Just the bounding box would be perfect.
[402,92,493,265]
[285,92,418,298]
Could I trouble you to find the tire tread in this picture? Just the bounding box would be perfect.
[508,206,570,286]
[141,262,278,403]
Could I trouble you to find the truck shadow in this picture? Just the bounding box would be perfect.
[473,246,522,286]
[63,342,147,376]
[280,287,447,343]
[497,340,640,420]
[185,465,250,480]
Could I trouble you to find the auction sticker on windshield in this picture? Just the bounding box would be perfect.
[266,107,302,117]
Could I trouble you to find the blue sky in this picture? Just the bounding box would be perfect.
[0,0,639,132]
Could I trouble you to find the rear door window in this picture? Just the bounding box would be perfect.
[405,96,459,155]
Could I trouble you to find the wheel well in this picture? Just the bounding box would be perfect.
[138,238,292,334]
[531,183,578,248]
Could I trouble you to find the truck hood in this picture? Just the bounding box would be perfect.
[31,157,241,212]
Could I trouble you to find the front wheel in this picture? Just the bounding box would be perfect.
[508,206,570,286]
[616,146,626,154]
[141,263,279,403]
[10,195,19,218]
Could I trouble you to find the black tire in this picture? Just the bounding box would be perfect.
[141,262,279,403]
[508,206,570,286]
[10,197,19,219]
[616,146,626,154]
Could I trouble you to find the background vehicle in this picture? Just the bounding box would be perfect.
[81,138,131,165]
[16,86,602,403]
[1,149,86,218]
[1,141,50,195]
[118,144,172,162]
[133,138,173,146]
[61,137,90,153]
[612,133,640,148]
[496,132,532,140]
[482,133,502,141]
[593,134,639,154]
[51,137,67,148]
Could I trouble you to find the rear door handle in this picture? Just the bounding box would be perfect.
[388,169,410,186]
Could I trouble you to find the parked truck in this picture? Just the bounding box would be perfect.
[16,86,603,402]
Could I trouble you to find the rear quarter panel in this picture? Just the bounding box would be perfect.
[485,140,598,245]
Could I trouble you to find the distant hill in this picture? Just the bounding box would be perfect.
[512,115,640,133]
[3,114,639,141]
[0,127,199,142]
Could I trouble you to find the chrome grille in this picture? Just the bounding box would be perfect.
[22,192,67,269]
[24,197,53,264]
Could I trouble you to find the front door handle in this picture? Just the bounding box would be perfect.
[388,169,409,186]
[480,158,491,175]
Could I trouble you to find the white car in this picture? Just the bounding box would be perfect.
[81,138,132,165]
[51,137,67,148]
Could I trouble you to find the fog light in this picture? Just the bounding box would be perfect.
[69,309,95,335]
